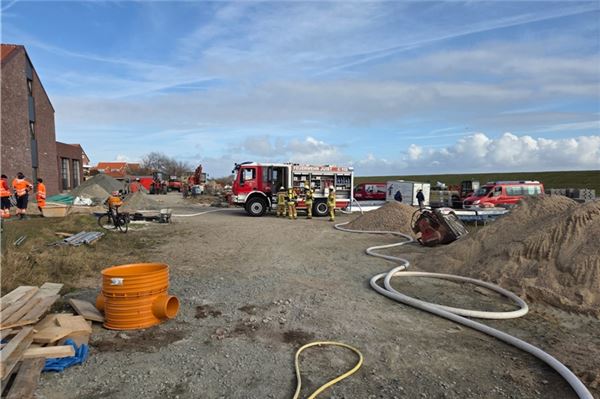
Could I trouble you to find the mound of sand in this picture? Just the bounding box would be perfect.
[72,174,124,199]
[346,201,417,233]
[120,191,161,212]
[420,196,600,315]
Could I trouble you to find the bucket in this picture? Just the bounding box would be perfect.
[96,263,179,330]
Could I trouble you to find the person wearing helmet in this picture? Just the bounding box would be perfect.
[276,186,287,217]
[327,186,336,222]
[304,183,314,219]
[287,187,297,220]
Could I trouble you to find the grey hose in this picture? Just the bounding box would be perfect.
[334,221,593,399]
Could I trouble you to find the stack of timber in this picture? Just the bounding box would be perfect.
[0,283,104,398]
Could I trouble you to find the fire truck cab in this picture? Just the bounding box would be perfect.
[231,162,354,217]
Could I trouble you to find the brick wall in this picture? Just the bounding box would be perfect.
[56,142,84,191]
[0,47,59,195]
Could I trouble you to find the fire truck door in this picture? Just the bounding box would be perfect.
[239,166,257,190]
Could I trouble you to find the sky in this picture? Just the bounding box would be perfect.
[1,0,599,177]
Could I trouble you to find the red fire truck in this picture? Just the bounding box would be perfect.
[231,162,354,217]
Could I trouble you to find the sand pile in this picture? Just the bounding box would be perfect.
[72,174,124,200]
[120,191,161,212]
[346,201,417,233]
[420,196,600,315]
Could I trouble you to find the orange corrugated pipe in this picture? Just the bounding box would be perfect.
[96,263,179,330]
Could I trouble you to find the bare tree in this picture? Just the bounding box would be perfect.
[140,152,193,177]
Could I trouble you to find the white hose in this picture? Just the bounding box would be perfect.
[334,221,593,399]
[172,208,236,217]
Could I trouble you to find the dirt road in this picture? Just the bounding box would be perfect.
[36,193,599,398]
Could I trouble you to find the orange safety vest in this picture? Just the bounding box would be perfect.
[0,179,10,197]
[36,182,47,206]
[12,178,32,197]
[107,195,123,208]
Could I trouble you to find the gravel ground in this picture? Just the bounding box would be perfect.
[35,193,599,399]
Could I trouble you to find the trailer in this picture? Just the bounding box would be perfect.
[231,162,354,217]
[386,180,430,206]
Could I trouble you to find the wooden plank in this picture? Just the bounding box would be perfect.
[68,298,104,322]
[0,287,37,311]
[37,283,63,298]
[0,329,16,340]
[5,358,45,399]
[1,297,42,326]
[22,345,74,360]
[0,362,20,395]
[0,327,34,380]
[60,332,90,347]
[55,315,92,334]
[0,289,39,324]
[0,296,59,330]
[33,314,61,332]
[32,326,72,344]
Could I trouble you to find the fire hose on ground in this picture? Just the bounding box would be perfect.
[333,222,593,399]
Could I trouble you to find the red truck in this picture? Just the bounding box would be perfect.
[168,176,182,192]
[231,162,354,216]
[353,182,386,201]
[463,181,544,208]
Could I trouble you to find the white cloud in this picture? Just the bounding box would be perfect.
[393,133,600,174]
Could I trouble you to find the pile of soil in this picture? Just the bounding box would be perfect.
[120,191,161,212]
[72,174,124,200]
[421,196,600,315]
[346,201,417,233]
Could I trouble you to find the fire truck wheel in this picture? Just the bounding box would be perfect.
[314,200,329,217]
[246,197,267,217]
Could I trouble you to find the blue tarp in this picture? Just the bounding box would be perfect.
[43,339,89,372]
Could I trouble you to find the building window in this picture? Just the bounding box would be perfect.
[61,158,70,190]
[73,160,81,188]
[27,79,33,96]
[29,122,35,139]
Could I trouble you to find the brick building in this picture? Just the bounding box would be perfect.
[1,44,87,195]
[56,142,85,191]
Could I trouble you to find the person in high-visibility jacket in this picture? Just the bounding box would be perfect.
[304,184,314,219]
[1,174,11,219]
[327,186,336,222]
[12,172,33,219]
[287,188,297,220]
[36,178,46,215]
[276,186,287,217]
[106,190,124,219]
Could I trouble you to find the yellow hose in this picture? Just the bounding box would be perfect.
[293,341,363,399]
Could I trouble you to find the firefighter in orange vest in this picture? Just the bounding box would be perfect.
[304,183,314,219]
[1,174,11,219]
[36,178,46,215]
[12,172,33,219]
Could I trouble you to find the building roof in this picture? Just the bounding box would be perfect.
[1,43,55,113]
[0,44,20,62]
[95,162,140,179]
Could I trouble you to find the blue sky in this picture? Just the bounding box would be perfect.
[2,1,599,177]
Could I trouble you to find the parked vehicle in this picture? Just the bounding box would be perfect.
[463,181,544,208]
[354,183,386,201]
[231,162,354,216]
[386,180,430,206]
[167,176,182,192]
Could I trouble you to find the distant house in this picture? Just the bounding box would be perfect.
[94,162,141,180]
[1,43,87,195]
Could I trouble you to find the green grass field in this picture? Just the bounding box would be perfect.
[355,170,600,193]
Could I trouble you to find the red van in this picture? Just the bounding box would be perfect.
[354,182,386,201]
[463,181,544,208]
